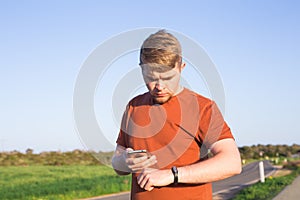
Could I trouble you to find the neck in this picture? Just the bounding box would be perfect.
[174,85,184,96]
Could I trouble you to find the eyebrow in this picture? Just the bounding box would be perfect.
[145,74,175,80]
[161,75,174,80]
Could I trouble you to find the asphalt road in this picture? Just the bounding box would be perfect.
[88,160,276,200]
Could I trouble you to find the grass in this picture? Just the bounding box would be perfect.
[232,166,300,200]
[0,165,131,200]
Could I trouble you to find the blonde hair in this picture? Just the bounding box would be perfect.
[139,30,182,71]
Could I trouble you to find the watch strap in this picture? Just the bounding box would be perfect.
[171,166,178,184]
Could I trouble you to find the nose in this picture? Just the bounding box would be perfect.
[155,80,165,90]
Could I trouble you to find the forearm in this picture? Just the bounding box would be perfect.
[178,139,242,184]
[178,152,241,183]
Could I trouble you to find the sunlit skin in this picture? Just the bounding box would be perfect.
[142,62,186,104]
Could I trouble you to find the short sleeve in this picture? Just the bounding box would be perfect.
[198,101,234,149]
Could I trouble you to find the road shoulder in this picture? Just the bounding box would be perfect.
[272,175,300,200]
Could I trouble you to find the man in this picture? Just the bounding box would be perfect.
[112,30,241,200]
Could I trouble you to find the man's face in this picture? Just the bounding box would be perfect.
[142,63,185,104]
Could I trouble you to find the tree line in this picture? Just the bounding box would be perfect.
[0,149,111,166]
[0,144,299,166]
[239,144,300,159]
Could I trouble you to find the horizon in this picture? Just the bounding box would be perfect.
[2,143,300,154]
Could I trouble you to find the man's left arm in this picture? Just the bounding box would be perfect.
[178,138,241,183]
[137,138,241,191]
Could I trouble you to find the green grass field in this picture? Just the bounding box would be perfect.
[0,165,131,200]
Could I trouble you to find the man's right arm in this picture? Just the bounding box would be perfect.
[112,144,157,176]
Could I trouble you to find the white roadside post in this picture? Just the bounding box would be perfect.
[259,161,265,183]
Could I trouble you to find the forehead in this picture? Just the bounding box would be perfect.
[142,66,178,78]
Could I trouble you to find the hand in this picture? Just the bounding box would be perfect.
[137,168,173,191]
[124,148,157,173]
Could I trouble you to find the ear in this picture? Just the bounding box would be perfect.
[181,62,186,69]
[180,62,186,71]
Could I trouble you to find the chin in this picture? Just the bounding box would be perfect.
[153,96,171,104]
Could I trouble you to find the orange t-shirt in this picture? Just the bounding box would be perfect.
[116,88,234,200]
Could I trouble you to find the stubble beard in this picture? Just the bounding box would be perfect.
[152,94,172,104]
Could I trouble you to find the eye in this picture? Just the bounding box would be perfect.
[145,76,158,82]
[162,76,173,81]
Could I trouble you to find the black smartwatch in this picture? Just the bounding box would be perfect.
[171,166,178,184]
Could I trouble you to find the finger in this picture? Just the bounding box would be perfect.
[134,156,156,171]
[138,172,149,189]
[132,155,148,164]
[135,155,156,167]
[140,175,149,189]
[144,155,157,167]
[137,172,144,185]
[143,176,154,191]
[129,166,145,173]
[124,148,134,159]
[147,186,154,191]
[137,169,156,191]
[126,155,147,166]
[127,156,150,172]
[127,156,157,172]
[126,148,134,152]
[145,183,154,191]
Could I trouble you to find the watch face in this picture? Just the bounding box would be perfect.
[172,166,178,172]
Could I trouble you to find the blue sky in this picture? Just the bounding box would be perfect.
[0,0,299,152]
